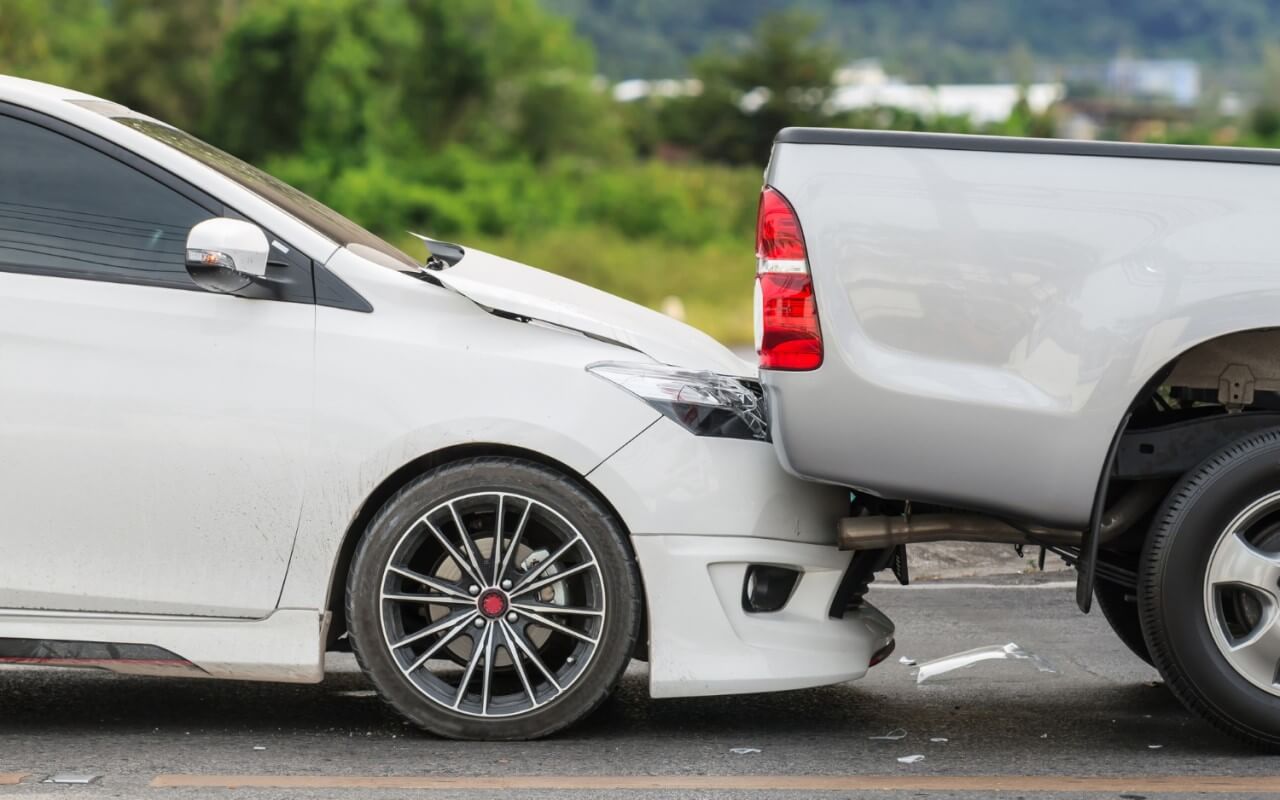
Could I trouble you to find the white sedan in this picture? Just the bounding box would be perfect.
[0,77,892,740]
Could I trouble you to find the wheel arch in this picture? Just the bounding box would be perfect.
[1079,327,1280,605]
[322,442,645,652]
[1110,326,1280,455]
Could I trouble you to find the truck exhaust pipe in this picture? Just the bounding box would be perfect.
[839,513,1073,549]
[837,481,1167,551]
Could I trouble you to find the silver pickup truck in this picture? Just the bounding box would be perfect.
[759,127,1280,749]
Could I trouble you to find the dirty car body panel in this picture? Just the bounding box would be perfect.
[0,80,891,736]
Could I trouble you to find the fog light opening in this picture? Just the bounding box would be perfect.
[742,565,801,613]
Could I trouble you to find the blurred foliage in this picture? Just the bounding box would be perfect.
[550,0,1280,83]
[206,0,607,166]
[0,0,106,87]
[267,147,760,245]
[0,0,1267,342]
[97,0,237,132]
[660,11,841,164]
[0,0,814,345]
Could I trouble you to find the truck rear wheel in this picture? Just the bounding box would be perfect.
[1139,429,1280,750]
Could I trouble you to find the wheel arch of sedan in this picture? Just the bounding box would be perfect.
[314,440,649,655]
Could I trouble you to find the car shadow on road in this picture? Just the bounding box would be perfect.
[573,672,1237,755]
[0,662,1240,758]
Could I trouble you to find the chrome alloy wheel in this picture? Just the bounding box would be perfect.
[378,491,606,718]
[1203,490,1280,696]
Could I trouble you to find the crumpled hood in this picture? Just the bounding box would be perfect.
[435,247,752,377]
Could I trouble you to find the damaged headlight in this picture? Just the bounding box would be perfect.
[587,361,769,441]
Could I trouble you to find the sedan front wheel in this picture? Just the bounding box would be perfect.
[346,457,642,740]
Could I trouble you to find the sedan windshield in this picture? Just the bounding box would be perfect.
[111,115,419,271]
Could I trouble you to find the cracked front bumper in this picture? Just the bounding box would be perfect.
[589,418,894,698]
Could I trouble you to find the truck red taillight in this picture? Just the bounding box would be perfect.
[755,186,822,370]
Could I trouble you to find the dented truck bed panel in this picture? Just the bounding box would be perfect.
[764,128,1280,528]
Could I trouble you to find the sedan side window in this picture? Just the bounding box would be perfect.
[0,114,212,288]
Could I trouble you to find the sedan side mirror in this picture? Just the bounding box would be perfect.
[185,218,270,294]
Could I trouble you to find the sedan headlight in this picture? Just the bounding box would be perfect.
[587,361,768,441]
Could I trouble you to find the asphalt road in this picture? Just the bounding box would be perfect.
[2,570,1277,799]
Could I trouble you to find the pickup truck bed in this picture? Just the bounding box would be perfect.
[764,128,1280,528]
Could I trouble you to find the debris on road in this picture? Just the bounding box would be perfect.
[915,642,1057,684]
[43,773,101,784]
[930,737,948,743]
[898,656,917,666]
[897,755,925,764]
[729,747,761,755]
[868,728,908,741]
[335,690,377,698]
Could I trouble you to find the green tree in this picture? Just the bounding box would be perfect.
[395,0,597,153]
[206,0,620,168]
[0,0,106,90]
[666,10,841,165]
[513,74,630,163]
[94,0,240,132]
[204,0,407,165]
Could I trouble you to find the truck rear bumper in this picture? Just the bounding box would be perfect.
[631,533,894,698]
[763,365,1099,528]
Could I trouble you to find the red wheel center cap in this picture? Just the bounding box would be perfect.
[478,590,508,619]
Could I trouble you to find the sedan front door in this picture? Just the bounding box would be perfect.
[0,110,314,617]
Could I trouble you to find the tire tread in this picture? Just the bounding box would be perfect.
[1138,428,1280,750]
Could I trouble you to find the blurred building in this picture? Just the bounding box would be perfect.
[829,59,1064,124]
[610,59,1069,127]
[1104,58,1200,107]
[1056,58,1211,141]
[612,78,702,103]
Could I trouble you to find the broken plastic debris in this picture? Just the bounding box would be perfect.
[869,728,908,741]
[43,773,101,785]
[898,656,917,666]
[1148,744,1163,750]
[253,746,267,751]
[915,642,1056,684]
[929,737,948,743]
[729,747,761,755]
[897,755,925,764]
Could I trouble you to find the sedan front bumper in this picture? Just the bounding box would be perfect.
[588,417,894,698]
[632,534,894,697]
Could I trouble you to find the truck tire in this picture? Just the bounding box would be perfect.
[1139,429,1280,750]
[1094,581,1153,667]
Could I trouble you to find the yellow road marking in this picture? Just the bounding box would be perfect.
[0,773,26,785]
[150,774,1280,793]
